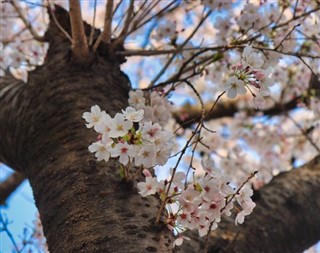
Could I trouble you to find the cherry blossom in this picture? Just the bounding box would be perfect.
[122,107,144,122]
[137,176,159,197]
[109,113,133,138]
[88,135,113,162]
[128,90,146,109]
[224,76,247,99]
[242,46,264,69]
[152,19,177,40]
[82,105,104,129]
[135,143,157,168]
[110,142,135,166]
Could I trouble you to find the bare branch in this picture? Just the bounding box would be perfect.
[286,113,320,153]
[93,0,114,51]
[173,96,302,128]
[127,0,178,37]
[149,9,212,87]
[113,0,135,45]
[69,0,89,59]
[10,0,45,42]
[0,213,19,251]
[0,172,25,205]
[89,0,97,46]
[47,2,73,43]
[274,24,300,50]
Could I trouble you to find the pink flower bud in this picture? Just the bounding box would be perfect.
[255,71,265,80]
[143,169,152,177]
[250,81,261,89]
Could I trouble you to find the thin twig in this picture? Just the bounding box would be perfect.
[274,24,300,50]
[127,0,178,37]
[89,0,97,46]
[47,1,73,43]
[119,0,135,38]
[155,91,225,224]
[10,0,44,41]
[286,113,320,153]
[149,9,212,87]
[93,0,114,51]
[130,0,161,33]
[112,0,135,46]
[0,212,20,252]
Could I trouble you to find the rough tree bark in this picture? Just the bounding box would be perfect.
[0,6,173,253]
[0,5,319,253]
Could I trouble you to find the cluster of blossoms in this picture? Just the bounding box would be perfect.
[84,89,256,247]
[152,19,177,41]
[223,46,274,108]
[138,158,256,246]
[83,90,174,172]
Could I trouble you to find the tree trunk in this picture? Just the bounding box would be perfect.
[0,7,174,253]
[1,6,320,253]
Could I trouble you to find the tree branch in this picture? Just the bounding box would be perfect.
[173,96,301,128]
[10,0,45,42]
[112,0,134,46]
[68,0,89,59]
[47,4,73,43]
[0,73,27,172]
[0,172,25,205]
[93,0,114,51]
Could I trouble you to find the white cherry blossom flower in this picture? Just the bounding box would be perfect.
[224,76,247,99]
[109,113,133,138]
[122,106,144,122]
[235,200,256,225]
[88,135,113,162]
[155,146,171,166]
[141,121,162,142]
[242,45,264,68]
[137,176,159,197]
[110,142,135,166]
[135,143,157,168]
[82,105,104,128]
[94,113,113,136]
[153,19,176,40]
[128,90,146,109]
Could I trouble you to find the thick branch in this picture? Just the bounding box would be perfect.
[69,0,89,59]
[174,73,319,127]
[182,155,320,253]
[174,96,301,127]
[0,74,27,172]
[0,172,25,205]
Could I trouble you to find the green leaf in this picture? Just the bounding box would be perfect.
[119,165,125,179]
